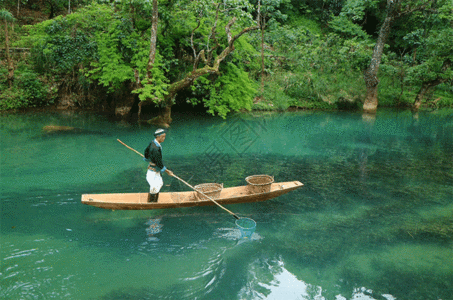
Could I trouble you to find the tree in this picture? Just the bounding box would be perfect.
[0,9,16,88]
[410,30,453,111]
[362,0,402,113]
[134,0,261,126]
[24,4,118,109]
[252,0,289,93]
[412,60,452,111]
[26,1,261,121]
[336,0,449,112]
[136,0,160,121]
[403,1,453,111]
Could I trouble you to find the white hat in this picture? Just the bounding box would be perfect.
[154,128,166,137]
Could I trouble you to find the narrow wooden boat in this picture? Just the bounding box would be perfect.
[81,181,303,210]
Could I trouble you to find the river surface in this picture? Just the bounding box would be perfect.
[1,109,452,300]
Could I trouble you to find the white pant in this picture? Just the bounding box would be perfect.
[146,170,163,194]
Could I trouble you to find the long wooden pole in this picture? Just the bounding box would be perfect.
[117,139,145,157]
[117,139,240,219]
[172,174,239,219]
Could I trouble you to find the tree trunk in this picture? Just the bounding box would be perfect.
[413,78,448,112]
[147,0,158,79]
[136,0,158,122]
[4,19,14,87]
[115,82,137,119]
[48,1,55,19]
[148,105,172,127]
[413,59,452,112]
[260,19,265,93]
[145,67,217,126]
[413,82,432,112]
[363,0,401,113]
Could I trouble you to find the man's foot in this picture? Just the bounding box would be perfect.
[148,193,159,203]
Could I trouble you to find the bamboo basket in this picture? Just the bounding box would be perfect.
[194,183,223,201]
[245,175,274,194]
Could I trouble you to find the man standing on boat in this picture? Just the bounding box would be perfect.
[144,128,174,202]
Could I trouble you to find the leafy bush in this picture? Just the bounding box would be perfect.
[191,63,257,118]
[207,63,257,117]
[433,83,453,108]
[19,72,48,102]
[329,16,369,39]
[256,76,294,111]
[0,66,51,110]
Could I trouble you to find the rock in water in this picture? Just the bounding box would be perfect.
[42,125,77,133]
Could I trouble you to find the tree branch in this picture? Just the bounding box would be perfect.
[191,19,201,69]
[398,2,438,18]
[206,4,221,64]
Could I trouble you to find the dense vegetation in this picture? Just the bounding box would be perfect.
[1,0,452,124]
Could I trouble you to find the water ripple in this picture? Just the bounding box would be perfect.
[3,248,37,260]
[0,238,67,299]
[181,247,227,299]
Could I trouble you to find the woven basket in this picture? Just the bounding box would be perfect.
[245,175,274,194]
[194,183,223,201]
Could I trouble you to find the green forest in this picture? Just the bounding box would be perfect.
[1,0,452,125]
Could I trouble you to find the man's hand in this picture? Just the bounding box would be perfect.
[166,169,174,177]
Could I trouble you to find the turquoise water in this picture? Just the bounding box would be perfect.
[1,109,452,300]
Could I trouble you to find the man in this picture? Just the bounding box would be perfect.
[144,128,174,202]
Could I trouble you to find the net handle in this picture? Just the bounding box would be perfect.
[173,174,240,220]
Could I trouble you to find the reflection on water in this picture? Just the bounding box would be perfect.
[238,259,325,300]
[215,227,262,242]
[1,110,452,299]
[145,218,163,241]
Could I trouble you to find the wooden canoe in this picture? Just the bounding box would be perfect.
[81,181,303,210]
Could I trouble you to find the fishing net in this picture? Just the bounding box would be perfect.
[235,217,256,239]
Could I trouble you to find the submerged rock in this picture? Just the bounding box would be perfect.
[43,125,78,133]
[42,125,105,136]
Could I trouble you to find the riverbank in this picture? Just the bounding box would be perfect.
[0,100,450,122]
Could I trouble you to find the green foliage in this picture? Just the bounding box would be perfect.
[259,18,370,110]
[338,0,381,21]
[18,72,48,101]
[327,0,382,38]
[259,79,294,111]
[329,16,369,39]
[432,84,453,108]
[289,0,343,22]
[257,0,290,25]
[286,16,321,35]
[381,0,453,108]
[24,2,171,103]
[225,35,262,86]
[25,4,113,75]
[131,55,169,103]
[5,0,453,113]
[0,8,15,23]
[406,28,453,85]
[0,66,52,110]
[192,63,257,118]
[87,17,136,90]
[87,11,169,100]
[208,63,257,117]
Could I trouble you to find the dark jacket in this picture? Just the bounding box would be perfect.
[144,140,167,173]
